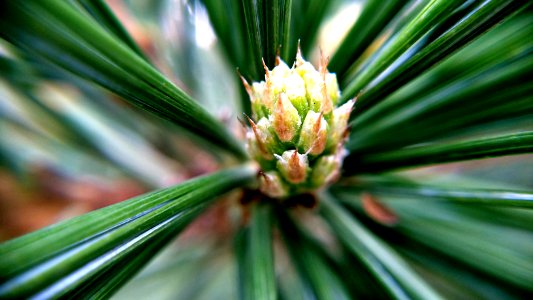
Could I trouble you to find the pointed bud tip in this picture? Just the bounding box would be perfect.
[239,74,253,98]
[273,93,300,142]
[259,172,287,198]
[312,112,323,133]
[262,58,270,75]
[319,49,330,73]
[276,150,308,184]
[245,114,268,156]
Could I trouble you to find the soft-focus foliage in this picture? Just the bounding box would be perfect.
[0,0,532,299]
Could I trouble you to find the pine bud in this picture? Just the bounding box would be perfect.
[259,172,287,198]
[243,51,352,198]
[314,148,348,187]
[284,72,308,115]
[272,94,301,142]
[298,111,327,155]
[310,155,339,187]
[327,99,354,150]
[275,150,309,184]
[251,82,268,119]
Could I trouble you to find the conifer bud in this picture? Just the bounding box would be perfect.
[258,172,287,198]
[272,94,301,142]
[243,51,353,198]
[327,99,354,150]
[275,150,309,184]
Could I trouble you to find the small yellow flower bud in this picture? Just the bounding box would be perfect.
[275,150,309,184]
[272,94,301,142]
[298,111,327,155]
[256,117,280,154]
[250,82,268,119]
[271,61,290,95]
[301,70,324,113]
[310,155,338,187]
[284,73,307,115]
[246,116,278,160]
[246,130,262,160]
[259,171,287,198]
[325,73,340,105]
[327,99,354,150]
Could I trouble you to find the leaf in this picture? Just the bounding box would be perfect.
[240,0,292,72]
[351,13,533,134]
[0,1,246,158]
[397,210,533,290]
[337,192,533,291]
[264,0,292,65]
[202,0,249,71]
[334,177,533,208]
[289,0,333,58]
[0,119,122,186]
[201,0,253,115]
[73,0,149,62]
[240,0,265,79]
[276,208,351,300]
[329,0,409,79]
[344,131,533,174]
[81,239,172,299]
[349,0,528,114]
[277,266,315,300]
[0,165,256,298]
[320,194,442,300]
[347,49,533,153]
[397,245,526,299]
[236,203,276,300]
[21,209,198,299]
[0,54,39,89]
[340,0,462,103]
[32,83,183,187]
